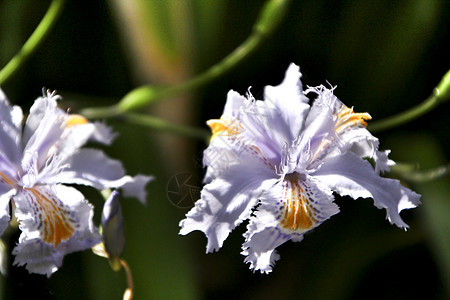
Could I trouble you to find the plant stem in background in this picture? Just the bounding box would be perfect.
[391,163,450,183]
[81,0,291,118]
[0,0,66,86]
[122,113,210,143]
[369,69,450,132]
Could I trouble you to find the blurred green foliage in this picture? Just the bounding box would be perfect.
[0,0,448,299]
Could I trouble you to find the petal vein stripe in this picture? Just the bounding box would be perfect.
[27,188,77,246]
[280,176,317,231]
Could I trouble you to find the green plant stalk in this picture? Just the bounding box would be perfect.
[0,0,66,86]
[81,0,291,118]
[391,163,450,183]
[122,113,210,142]
[369,69,450,132]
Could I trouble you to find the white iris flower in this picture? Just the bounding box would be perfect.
[0,89,152,276]
[180,64,421,273]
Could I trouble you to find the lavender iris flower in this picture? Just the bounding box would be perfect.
[0,90,152,276]
[180,64,420,273]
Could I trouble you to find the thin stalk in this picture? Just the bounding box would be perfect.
[0,0,66,85]
[81,0,291,118]
[369,69,450,132]
[391,163,450,183]
[122,112,210,143]
[120,259,134,300]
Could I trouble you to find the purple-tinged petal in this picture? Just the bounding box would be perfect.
[242,175,339,273]
[373,149,395,174]
[293,102,335,173]
[0,89,23,167]
[88,122,117,145]
[12,185,100,277]
[206,90,246,142]
[239,100,286,165]
[12,239,63,276]
[54,149,152,203]
[221,90,246,118]
[313,152,421,229]
[120,175,153,204]
[264,63,310,139]
[242,227,293,274]
[180,159,277,253]
[54,148,128,185]
[53,122,116,172]
[21,91,61,146]
[0,89,23,129]
[304,86,372,161]
[204,90,248,182]
[21,99,65,172]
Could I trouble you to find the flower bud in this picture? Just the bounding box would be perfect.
[102,190,126,270]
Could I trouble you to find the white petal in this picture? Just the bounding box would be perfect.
[180,160,277,253]
[60,149,127,186]
[61,122,116,154]
[324,124,394,174]
[0,89,23,129]
[202,136,239,183]
[264,63,310,139]
[313,152,421,228]
[120,174,154,204]
[294,102,336,172]
[57,123,99,161]
[204,90,260,182]
[240,99,289,165]
[54,149,152,202]
[88,122,117,144]
[0,89,23,166]
[242,226,291,274]
[373,149,395,174]
[12,185,100,276]
[304,86,373,166]
[335,127,377,157]
[21,98,65,172]
[52,122,117,173]
[242,176,339,273]
[12,240,62,276]
[222,90,246,118]
[22,92,61,149]
[203,124,248,182]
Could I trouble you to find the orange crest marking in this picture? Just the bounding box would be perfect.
[0,171,14,186]
[207,118,241,141]
[27,188,77,247]
[65,115,88,128]
[335,106,371,134]
[279,175,318,232]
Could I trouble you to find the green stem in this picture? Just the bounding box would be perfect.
[122,113,210,142]
[369,69,450,132]
[391,163,450,183]
[81,0,291,118]
[0,0,66,86]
